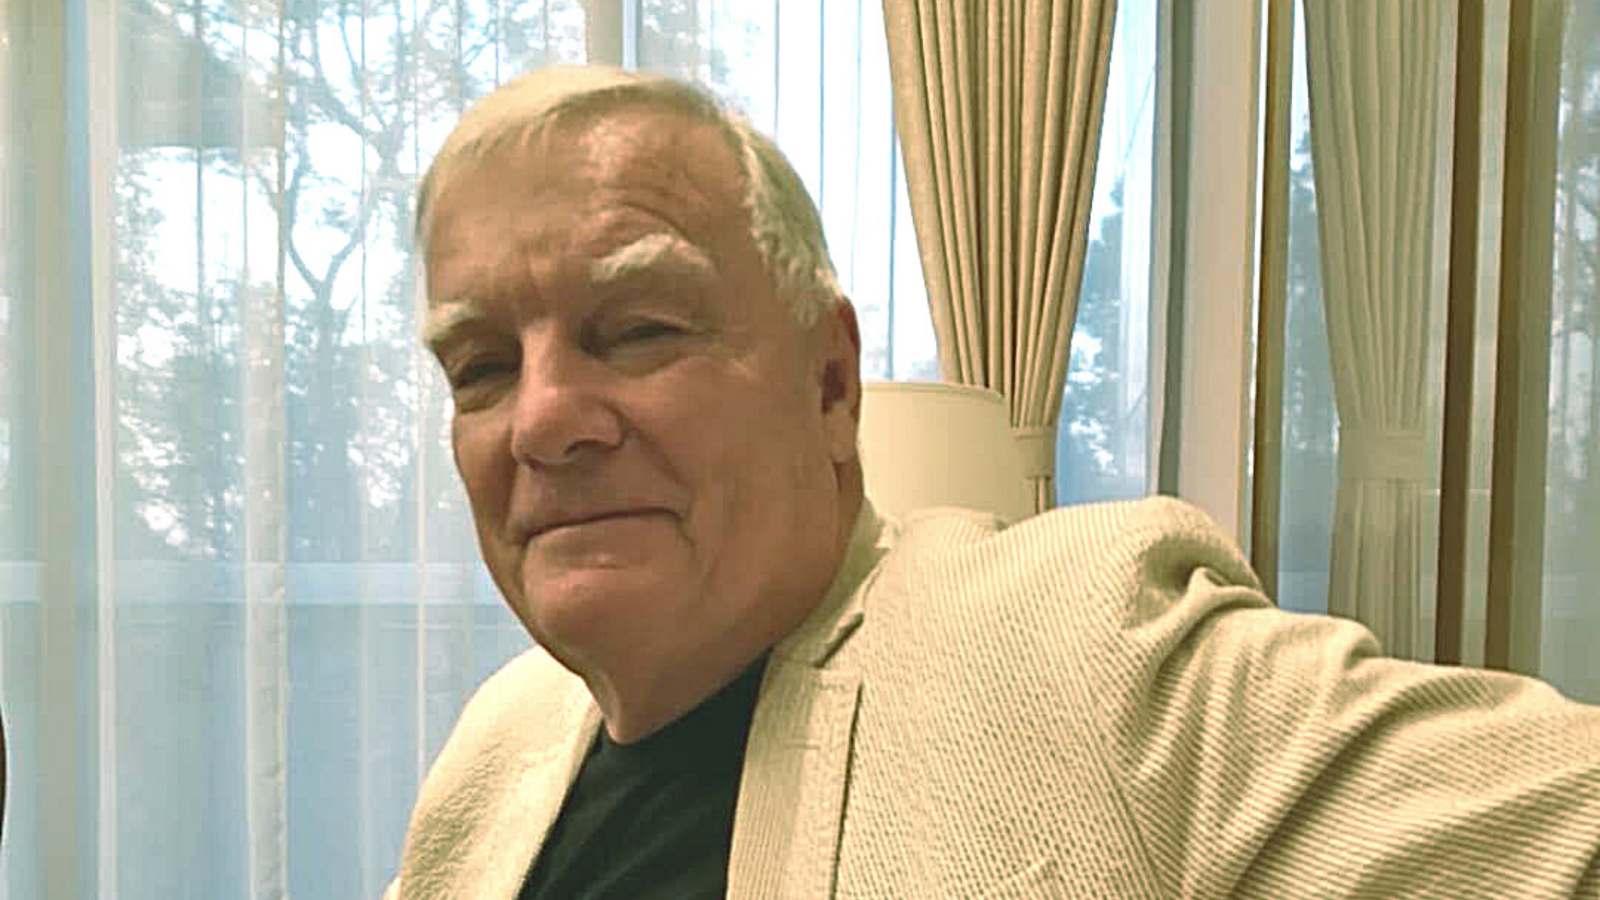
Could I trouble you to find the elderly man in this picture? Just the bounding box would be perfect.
[388,65,1600,899]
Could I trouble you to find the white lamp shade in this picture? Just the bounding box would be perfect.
[857,381,1032,523]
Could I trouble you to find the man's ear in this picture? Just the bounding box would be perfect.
[816,300,861,464]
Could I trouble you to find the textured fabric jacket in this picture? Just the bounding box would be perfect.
[386,497,1600,899]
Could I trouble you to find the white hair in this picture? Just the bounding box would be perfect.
[416,65,846,325]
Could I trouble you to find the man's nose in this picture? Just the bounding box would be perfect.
[507,340,625,467]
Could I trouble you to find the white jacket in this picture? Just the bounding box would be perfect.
[387,498,1600,899]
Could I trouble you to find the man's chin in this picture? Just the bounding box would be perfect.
[519,568,679,655]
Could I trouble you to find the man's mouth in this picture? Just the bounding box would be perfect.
[531,508,670,539]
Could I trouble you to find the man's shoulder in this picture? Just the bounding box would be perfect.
[882,495,1257,595]
[847,495,1266,679]
[459,645,587,728]
[428,646,592,771]
[393,647,599,898]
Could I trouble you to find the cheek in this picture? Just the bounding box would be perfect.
[715,398,835,532]
[451,415,511,513]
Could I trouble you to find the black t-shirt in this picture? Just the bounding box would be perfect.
[518,656,768,900]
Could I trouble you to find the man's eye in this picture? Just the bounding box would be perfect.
[450,357,515,389]
[614,321,684,343]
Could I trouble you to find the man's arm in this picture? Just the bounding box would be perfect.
[1112,550,1600,899]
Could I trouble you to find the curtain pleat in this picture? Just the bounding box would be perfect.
[87,0,123,890]
[245,5,290,895]
[884,0,1118,510]
[1304,2,1442,660]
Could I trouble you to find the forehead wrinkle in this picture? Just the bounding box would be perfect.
[590,232,717,287]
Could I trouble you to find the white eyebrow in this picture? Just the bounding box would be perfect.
[421,234,715,348]
[590,233,716,285]
[420,301,485,350]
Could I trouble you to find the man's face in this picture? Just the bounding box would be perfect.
[423,107,860,705]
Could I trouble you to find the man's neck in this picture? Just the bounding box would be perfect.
[590,490,871,744]
[600,653,769,753]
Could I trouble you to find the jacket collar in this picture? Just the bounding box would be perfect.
[770,497,893,669]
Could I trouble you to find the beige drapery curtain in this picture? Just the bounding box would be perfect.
[882,0,1118,511]
[1304,2,1443,660]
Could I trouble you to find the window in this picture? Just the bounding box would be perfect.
[1273,0,1600,701]
[1056,0,1158,506]
[4,2,934,896]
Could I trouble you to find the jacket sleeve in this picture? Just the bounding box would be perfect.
[1106,499,1600,899]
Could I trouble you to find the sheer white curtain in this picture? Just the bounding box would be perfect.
[0,1,929,897]
[1539,0,1600,704]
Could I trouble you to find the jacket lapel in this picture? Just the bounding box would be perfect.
[515,701,602,882]
[725,658,862,900]
[724,502,890,900]
[397,655,600,900]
